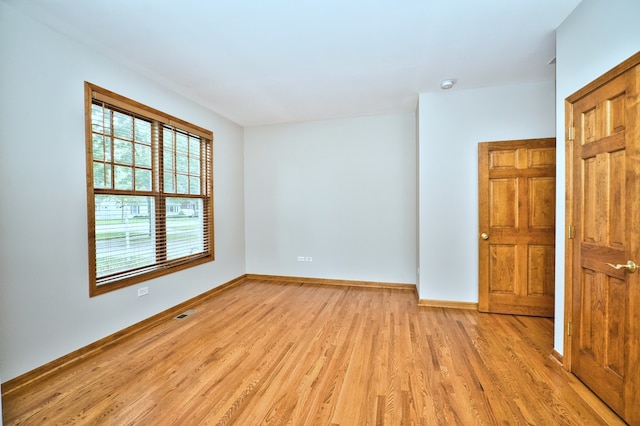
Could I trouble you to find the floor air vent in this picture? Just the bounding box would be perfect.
[174,309,196,320]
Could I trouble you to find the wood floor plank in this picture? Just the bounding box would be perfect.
[2,280,625,425]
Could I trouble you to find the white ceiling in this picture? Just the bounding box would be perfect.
[4,0,581,126]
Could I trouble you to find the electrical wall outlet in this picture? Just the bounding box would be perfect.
[305,257,312,262]
[137,286,149,297]
[297,256,305,261]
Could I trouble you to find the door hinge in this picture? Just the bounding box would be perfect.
[567,322,572,336]
[568,127,575,141]
[568,225,575,239]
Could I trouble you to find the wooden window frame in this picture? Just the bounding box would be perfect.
[84,82,214,296]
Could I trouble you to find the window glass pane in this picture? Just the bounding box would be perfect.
[176,132,188,154]
[91,104,102,127]
[176,153,188,174]
[135,144,152,168]
[91,104,111,135]
[189,153,200,176]
[135,169,152,191]
[163,127,173,150]
[95,195,155,279]
[105,137,112,162]
[114,139,133,165]
[114,165,133,190]
[113,111,133,140]
[177,174,189,194]
[163,132,174,169]
[189,176,200,194]
[93,162,107,188]
[92,134,105,161]
[163,149,174,172]
[134,118,151,144]
[166,198,204,261]
[93,162,112,188]
[164,172,174,193]
[106,164,112,187]
[93,134,113,162]
[189,136,199,156]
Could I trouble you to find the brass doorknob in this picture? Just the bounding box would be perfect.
[606,260,638,273]
[480,233,489,240]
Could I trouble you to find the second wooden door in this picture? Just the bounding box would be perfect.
[478,139,556,317]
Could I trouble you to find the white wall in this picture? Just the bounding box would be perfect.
[0,3,246,381]
[418,81,556,302]
[244,114,417,284]
[554,0,640,355]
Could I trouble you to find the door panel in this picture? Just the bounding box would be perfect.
[568,60,640,424]
[478,139,556,317]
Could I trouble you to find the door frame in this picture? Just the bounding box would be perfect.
[563,51,640,371]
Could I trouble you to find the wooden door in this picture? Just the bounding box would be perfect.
[567,57,640,425]
[478,139,556,317]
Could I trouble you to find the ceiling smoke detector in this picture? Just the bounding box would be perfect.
[440,79,456,90]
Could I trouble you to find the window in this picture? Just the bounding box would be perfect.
[85,83,214,296]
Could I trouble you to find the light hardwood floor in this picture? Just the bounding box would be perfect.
[2,279,625,425]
